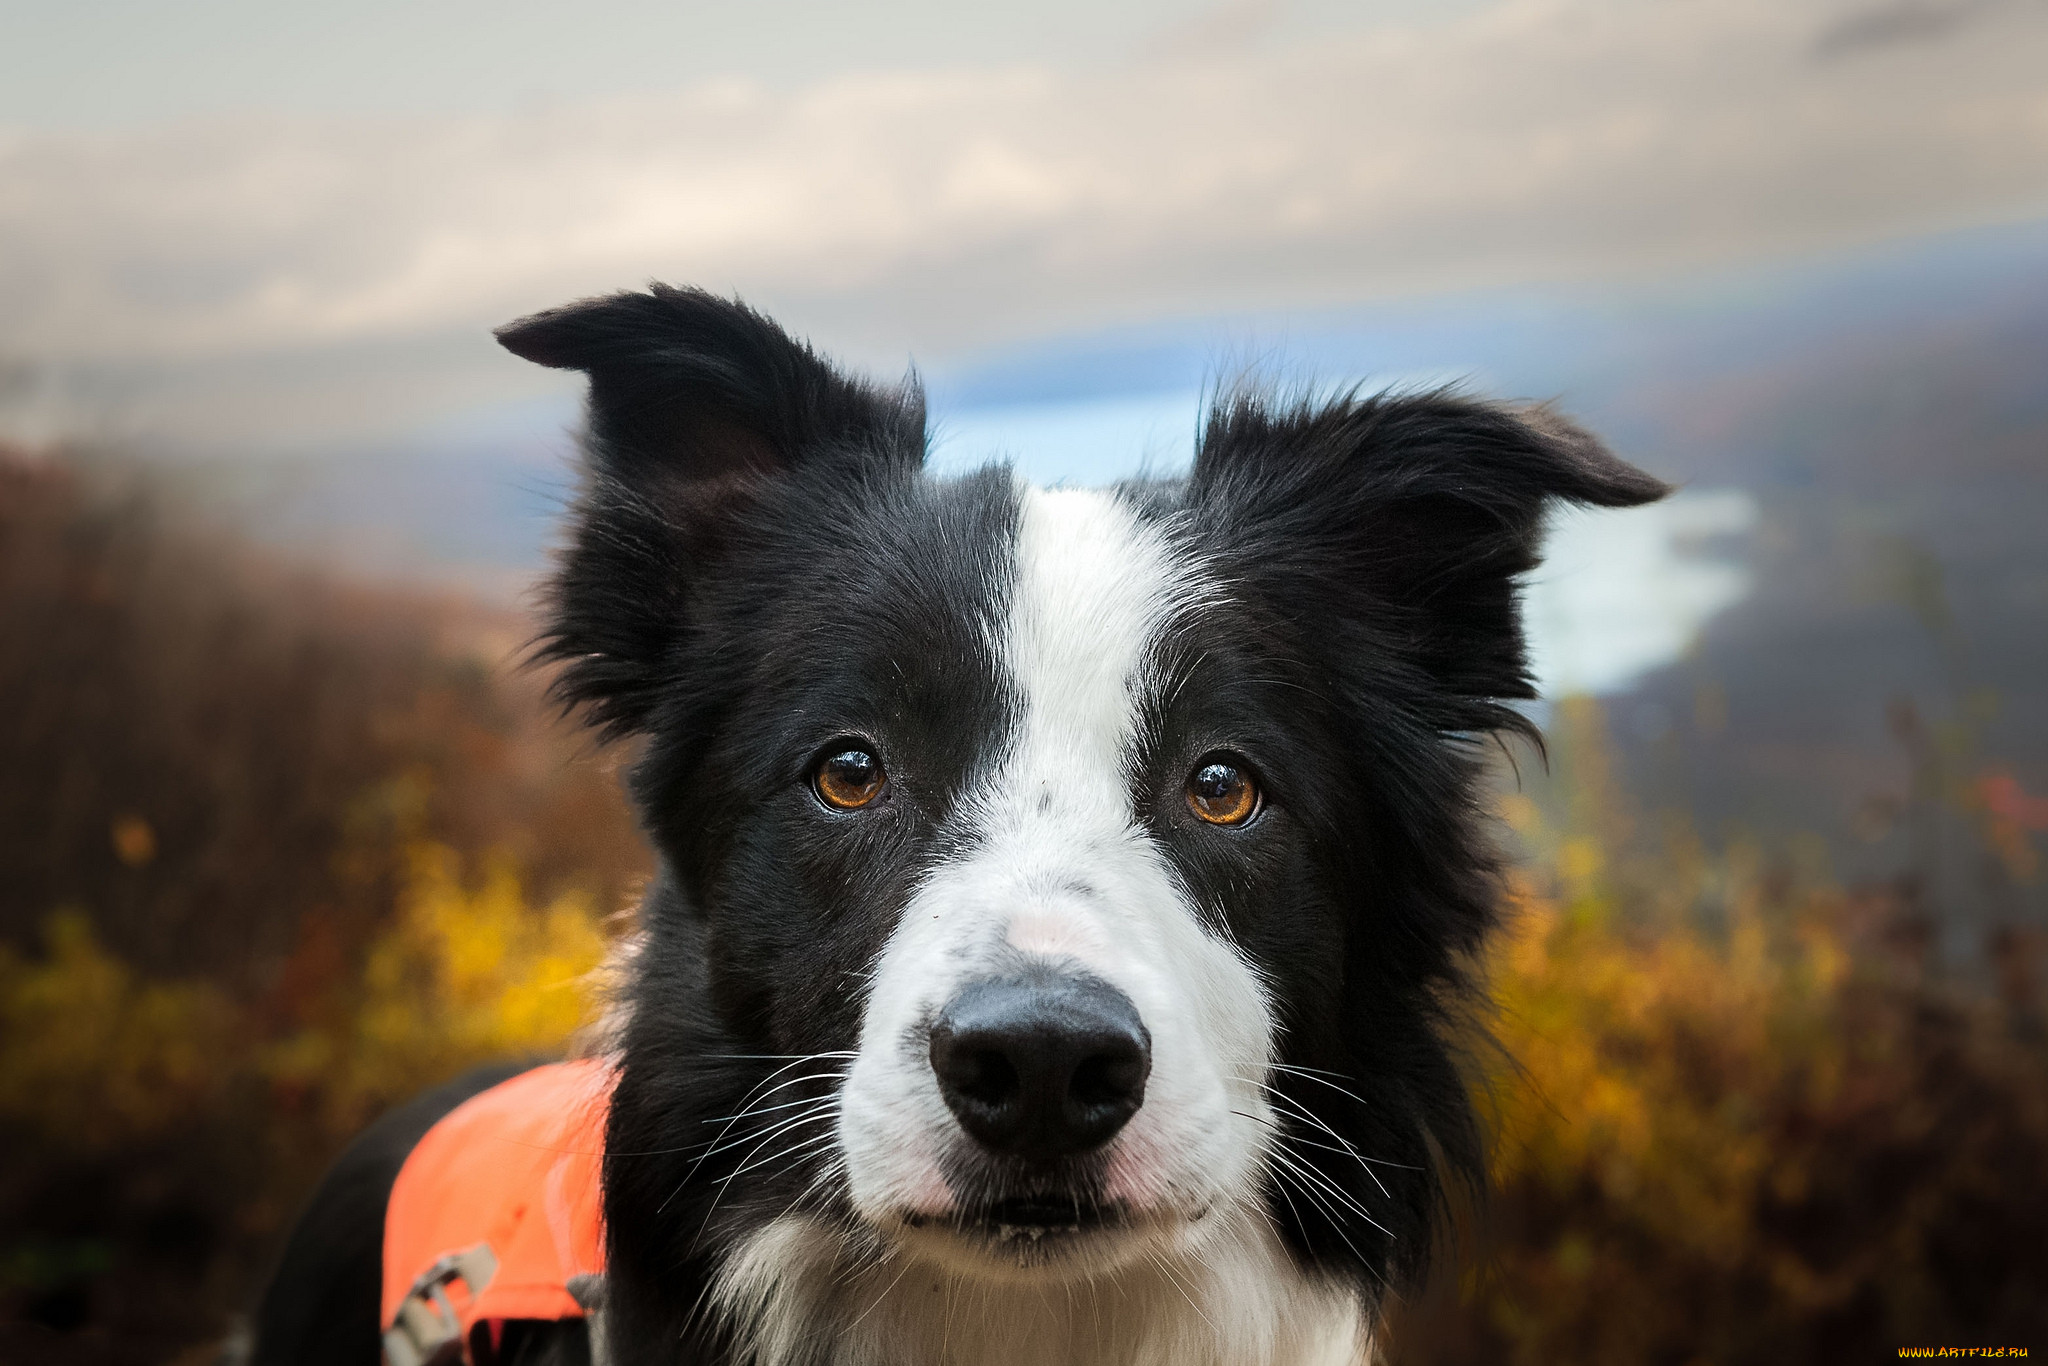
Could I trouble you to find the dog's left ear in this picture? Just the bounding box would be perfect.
[1190,391,1670,714]
[498,286,922,490]
[498,286,925,739]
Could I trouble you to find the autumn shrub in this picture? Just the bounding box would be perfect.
[0,912,239,1153]
[0,448,641,1365]
[1390,705,2048,1364]
[0,844,616,1366]
[264,841,614,1140]
[0,448,646,990]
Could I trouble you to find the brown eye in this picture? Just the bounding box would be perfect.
[815,748,886,810]
[1187,757,1258,826]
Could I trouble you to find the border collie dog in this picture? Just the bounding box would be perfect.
[254,286,1664,1366]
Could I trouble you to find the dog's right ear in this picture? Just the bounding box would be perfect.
[498,285,925,739]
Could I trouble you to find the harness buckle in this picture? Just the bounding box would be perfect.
[381,1242,499,1366]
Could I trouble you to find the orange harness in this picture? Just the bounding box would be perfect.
[380,1060,613,1366]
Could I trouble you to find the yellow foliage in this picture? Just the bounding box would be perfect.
[0,843,612,1157]
[0,910,235,1147]
[1490,866,1846,1280]
[269,842,612,1128]
[1403,698,2048,1363]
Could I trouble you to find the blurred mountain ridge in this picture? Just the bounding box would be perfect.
[1586,246,2048,940]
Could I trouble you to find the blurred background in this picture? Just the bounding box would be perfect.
[3,1,2046,1361]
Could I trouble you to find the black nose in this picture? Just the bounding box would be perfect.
[929,971,1151,1161]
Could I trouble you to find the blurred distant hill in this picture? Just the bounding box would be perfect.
[0,452,646,986]
[1590,254,2048,941]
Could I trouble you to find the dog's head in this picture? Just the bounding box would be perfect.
[500,288,1665,1345]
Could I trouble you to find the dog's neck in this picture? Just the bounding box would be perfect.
[706,1207,1374,1366]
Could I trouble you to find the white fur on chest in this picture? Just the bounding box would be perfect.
[713,1212,1372,1366]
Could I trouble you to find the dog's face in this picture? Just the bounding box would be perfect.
[498,288,1664,1351]
[836,482,1275,1281]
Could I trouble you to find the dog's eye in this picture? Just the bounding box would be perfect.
[1186,757,1258,826]
[815,748,887,810]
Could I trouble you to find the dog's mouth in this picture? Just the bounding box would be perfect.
[903,1194,1123,1243]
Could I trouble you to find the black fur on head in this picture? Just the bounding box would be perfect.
[498,284,927,743]
[496,286,1668,1364]
[1161,387,1669,1288]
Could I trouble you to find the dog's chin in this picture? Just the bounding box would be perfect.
[881,1197,1191,1283]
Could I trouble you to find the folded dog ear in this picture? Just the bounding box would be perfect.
[498,286,925,738]
[1190,390,1669,723]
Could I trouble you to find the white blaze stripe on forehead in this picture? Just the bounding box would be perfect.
[837,483,1275,1232]
[1006,485,1174,801]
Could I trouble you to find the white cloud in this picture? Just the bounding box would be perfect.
[2,0,2046,447]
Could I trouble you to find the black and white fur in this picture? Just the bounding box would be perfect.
[253,287,1665,1366]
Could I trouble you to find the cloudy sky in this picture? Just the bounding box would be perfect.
[3,0,2046,453]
